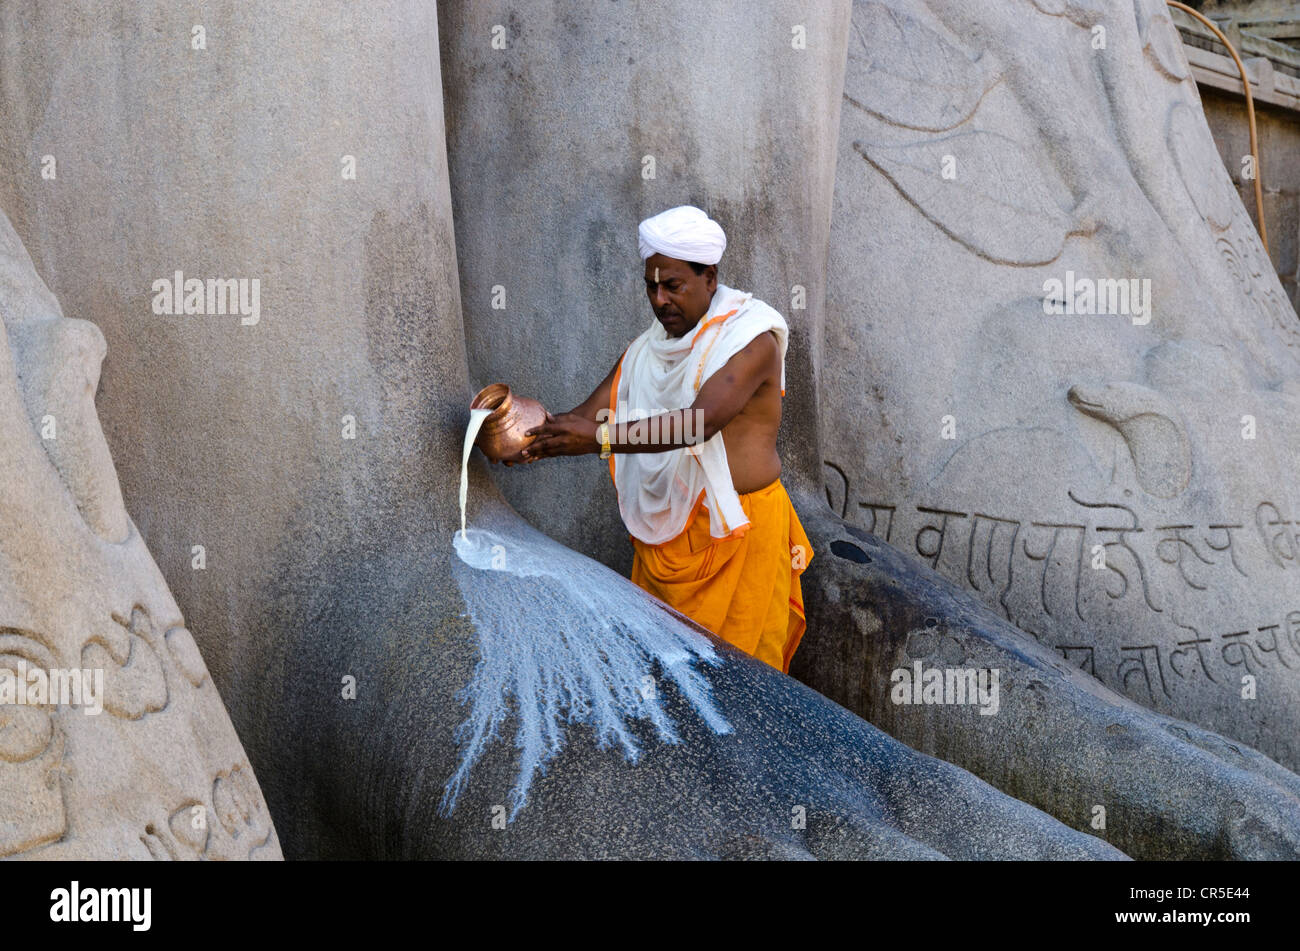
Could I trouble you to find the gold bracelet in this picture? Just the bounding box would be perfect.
[598,422,612,459]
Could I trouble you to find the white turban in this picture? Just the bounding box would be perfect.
[637,205,726,265]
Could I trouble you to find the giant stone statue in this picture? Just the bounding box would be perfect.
[441,0,1300,859]
[1,0,1298,860]
[0,211,280,859]
[793,0,1300,854]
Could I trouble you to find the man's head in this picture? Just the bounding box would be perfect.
[638,205,725,338]
[644,255,717,337]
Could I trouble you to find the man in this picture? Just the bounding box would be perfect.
[506,205,813,673]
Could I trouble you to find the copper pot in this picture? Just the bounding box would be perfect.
[470,384,548,462]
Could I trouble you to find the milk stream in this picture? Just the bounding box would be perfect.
[460,408,492,539]
[444,410,732,821]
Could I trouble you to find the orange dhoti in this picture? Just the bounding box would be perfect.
[629,478,813,673]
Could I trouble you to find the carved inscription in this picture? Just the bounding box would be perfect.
[825,460,1300,703]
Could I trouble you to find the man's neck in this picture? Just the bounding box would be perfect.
[670,316,702,339]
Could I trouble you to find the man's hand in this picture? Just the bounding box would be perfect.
[495,446,533,467]
[520,411,599,460]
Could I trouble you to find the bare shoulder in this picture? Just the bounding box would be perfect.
[737,330,781,389]
[755,329,781,370]
[740,329,779,356]
[713,329,780,384]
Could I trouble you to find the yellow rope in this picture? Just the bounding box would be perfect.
[1167,0,1270,255]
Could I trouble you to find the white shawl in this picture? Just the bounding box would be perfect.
[610,283,788,545]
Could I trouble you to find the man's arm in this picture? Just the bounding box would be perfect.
[500,349,623,465]
[521,331,777,458]
[678,330,778,444]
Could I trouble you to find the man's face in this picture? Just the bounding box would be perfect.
[644,253,717,337]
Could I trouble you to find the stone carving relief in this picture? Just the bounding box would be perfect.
[0,209,280,860]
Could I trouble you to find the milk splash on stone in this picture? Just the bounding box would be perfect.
[446,412,733,821]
